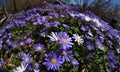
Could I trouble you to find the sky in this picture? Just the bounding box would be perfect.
[113,0,120,5]
[71,0,120,5]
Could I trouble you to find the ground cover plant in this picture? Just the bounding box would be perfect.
[0,4,120,72]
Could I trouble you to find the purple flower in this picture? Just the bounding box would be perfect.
[58,32,73,49]
[62,24,70,29]
[95,38,105,51]
[11,42,19,49]
[108,51,115,60]
[40,16,48,24]
[34,62,39,70]
[33,43,44,52]
[86,42,94,51]
[26,38,34,44]
[22,53,33,65]
[0,61,6,68]
[52,21,60,27]
[19,41,25,46]
[108,40,113,48]
[40,32,46,37]
[80,25,87,31]
[60,49,73,62]
[109,62,116,68]
[106,68,110,72]
[43,53,63,71]
[96,30,104,37]
[48,12,59,18]
[26,64,33,71]
[0,29,5,37]
[106,33,113,39]
[86,55,94,62]
[85,34,92,40]
[107,51,117,68]
[70,59,79,66]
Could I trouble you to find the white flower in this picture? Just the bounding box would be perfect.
[13,63,28,72]
[84,16,91,21]
[116,48,120,54]
[34,69,40,72]
[69,13,76,17]
[97,44,105,51]
[73,34,84,45]
[48,32,58,42]
[92,18,102,27]
[78,13,85,17]
[88,30,93,37]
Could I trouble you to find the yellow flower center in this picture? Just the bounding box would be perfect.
[51,58,56,64]
[72,61,76,65]
[37,47,42,51]
[25,58,29,62]
[62,38,67,44]
[75,37,79,41]
[62,51,67,56]
[87,45,91,48]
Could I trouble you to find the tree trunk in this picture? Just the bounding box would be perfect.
[13,0,17,12]
[3,4,8,18]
